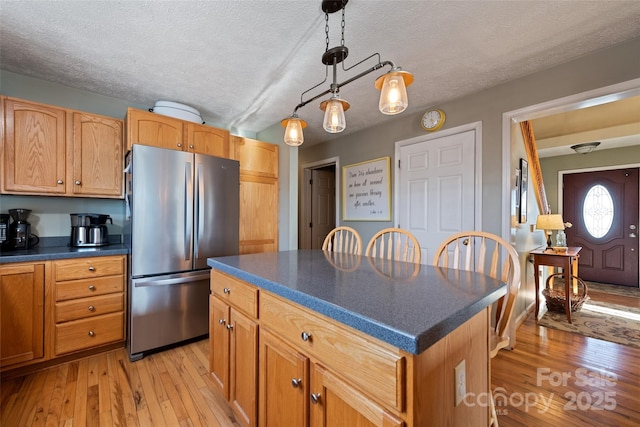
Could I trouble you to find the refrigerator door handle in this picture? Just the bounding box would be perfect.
[194,164,203,259]
[134,272,210,287]
[184,162,193,261]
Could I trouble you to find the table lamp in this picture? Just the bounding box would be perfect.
[536,214,565,250]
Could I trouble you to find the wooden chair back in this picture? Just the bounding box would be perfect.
[322,226,362,255]
[365,228,421,264]
[432,230,521,357]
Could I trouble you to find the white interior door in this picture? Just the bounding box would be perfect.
[397,128,477,263]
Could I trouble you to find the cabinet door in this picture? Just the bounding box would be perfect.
[260,330,309,427]
[126,108,184,151]
[229,309,258,427]
[3,98,66,194]
[186,123,229,157]
[0,263,45,368]
[210,296,231,399]
[72,112,124,197]
[239,175,279,254]
[231,136,278,178]
[310,363,404,427]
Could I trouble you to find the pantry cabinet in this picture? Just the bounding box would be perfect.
[1,97,124,198]
[210,270,258,427]
[0,263,46,368]
[126,108,230,156]
[230,136,279,254]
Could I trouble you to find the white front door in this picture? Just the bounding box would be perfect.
[396,126,479,263]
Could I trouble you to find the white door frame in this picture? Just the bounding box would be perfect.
[394,121,484,231]
[501,78,640,241]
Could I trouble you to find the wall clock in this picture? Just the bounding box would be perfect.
[421,109,446,131]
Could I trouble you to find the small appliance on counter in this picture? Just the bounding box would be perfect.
[0,214,10,250]
[6,209,39,250]
[70,213,112,247]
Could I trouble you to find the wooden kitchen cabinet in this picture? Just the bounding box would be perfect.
[52,255,125,356]
[126,107,230,156]
[0,263,46,368]
[210,270,258,427]
[2,98,67,195]
[2,97,124,198]
[71,112,124,197]
[259,329,309,427]
[230,136,279,254]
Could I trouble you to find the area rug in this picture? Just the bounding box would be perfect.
[538,299,640,349]
[585,281,640,298]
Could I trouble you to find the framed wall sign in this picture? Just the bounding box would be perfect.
[519,158,528,223]
[342,157,391,221]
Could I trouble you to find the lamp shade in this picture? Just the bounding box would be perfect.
[321,97,348,133]
[375,69,413,115]
[281,116,307,146]
[536,214,565,231]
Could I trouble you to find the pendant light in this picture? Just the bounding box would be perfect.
[281,0,414,146]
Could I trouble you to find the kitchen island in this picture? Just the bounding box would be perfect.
[207,250,507,427]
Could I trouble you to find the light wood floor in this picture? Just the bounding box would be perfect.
[2,290,638,426]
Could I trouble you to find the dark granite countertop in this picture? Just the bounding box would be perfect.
[208,250,507,355]
[0,236,128,264]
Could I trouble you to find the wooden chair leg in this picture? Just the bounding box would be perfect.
[489,390,499,426]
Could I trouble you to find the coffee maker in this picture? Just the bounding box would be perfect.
[70,213,112,247]
[8,209,40,250]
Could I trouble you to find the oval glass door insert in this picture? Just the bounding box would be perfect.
[582,184,614,238]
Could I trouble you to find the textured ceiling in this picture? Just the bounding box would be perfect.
[2,0,640,146]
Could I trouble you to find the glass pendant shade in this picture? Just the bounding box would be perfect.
[282,117,306,146]
[378,73,408,115]
[322,98,347,133]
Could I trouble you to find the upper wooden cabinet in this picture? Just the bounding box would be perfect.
[231,136,278,179]
[126,108,230,156]
[72,112,123,197]
[2,97,124,198]
[2,97,67,195]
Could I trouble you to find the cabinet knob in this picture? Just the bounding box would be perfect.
[88,331,95,337]
[177,143,183,148]
[88,266,95,271]
[301,331,312,342]
[291,378,302,388]
[223,287,231,294]
[219,319,226,326]
[57,179,64,184]
[75,180,81,185]
[189,145,194,149]
[88,285,96,291]
[311,393,321,404]
[88,305,95,312]
[226,324,234,330]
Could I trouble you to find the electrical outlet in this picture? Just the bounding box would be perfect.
[454,359,466,407]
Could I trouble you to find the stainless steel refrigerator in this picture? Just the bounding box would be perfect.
[125,144,239,360]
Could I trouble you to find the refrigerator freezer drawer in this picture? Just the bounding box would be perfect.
[128,271,210,358]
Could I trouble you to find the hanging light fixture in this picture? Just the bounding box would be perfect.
[281,0,414,146]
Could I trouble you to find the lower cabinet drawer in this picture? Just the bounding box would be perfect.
[55,312,124,355]
[260,292,405,411]
[56,275,124,301]
[55,293,124,323]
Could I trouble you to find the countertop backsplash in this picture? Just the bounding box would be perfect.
[1,194,125,238]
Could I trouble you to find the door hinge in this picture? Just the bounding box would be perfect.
[309,222,312,228]
[309,179,313,185]
[398,159,401,169]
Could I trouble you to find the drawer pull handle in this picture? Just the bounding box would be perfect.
[301,331,312,342]
[223,288,231,294]
[88,266,95,271]
[311,393,321,404]
[291,378,302,388]
[88,305,95,312]
[226,324,234,330]
[88,285,96,291]
[88,331,95,337]
[219,319,226,326]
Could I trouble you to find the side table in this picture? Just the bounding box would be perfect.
[531,246,582,323]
